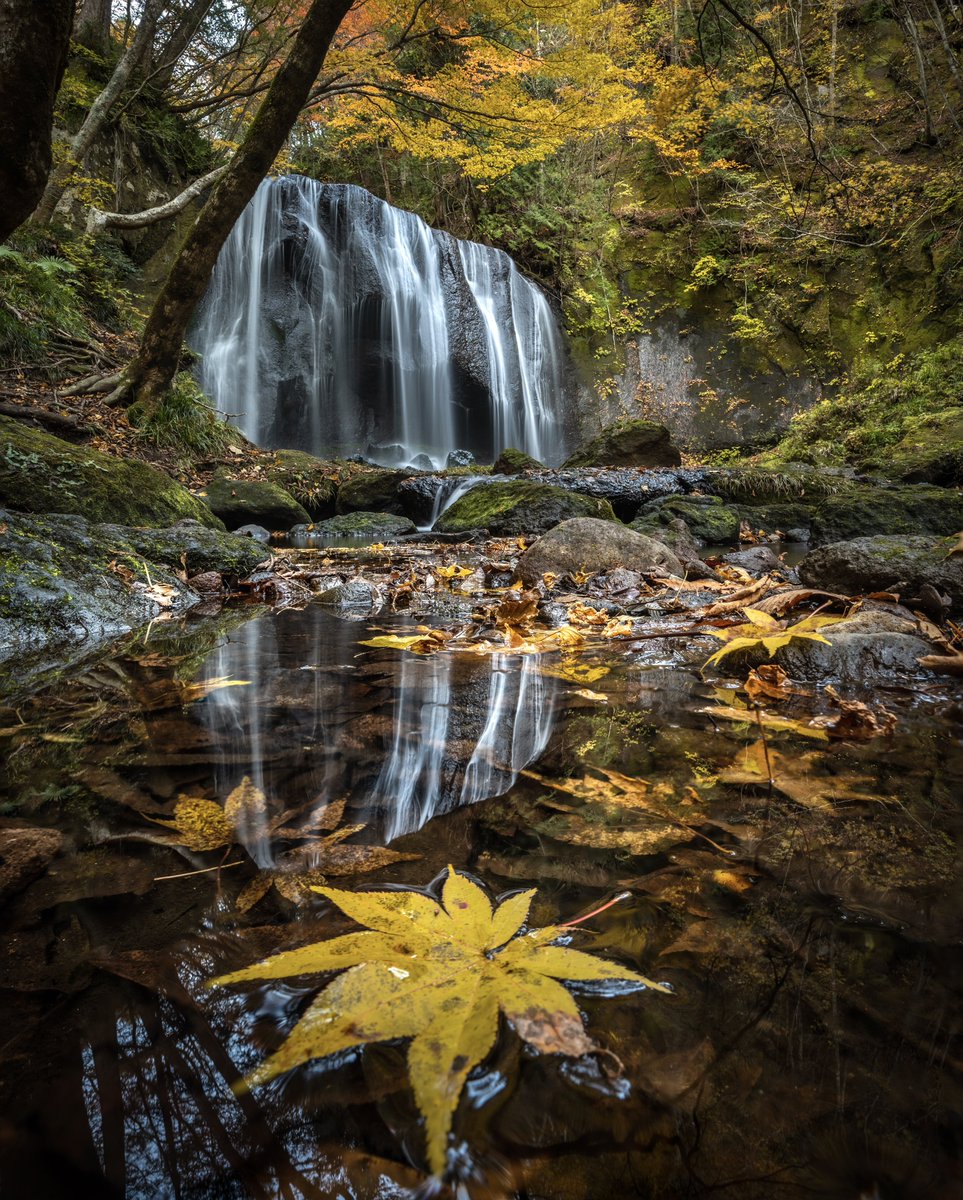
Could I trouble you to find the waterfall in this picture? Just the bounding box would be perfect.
[191,175,569,468]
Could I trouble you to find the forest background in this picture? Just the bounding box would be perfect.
[3,0,963,472]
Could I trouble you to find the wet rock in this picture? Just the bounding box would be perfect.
[408,453,435,471]
[446,449,476,469]
[702,464,841,505]
[293,511,416,539]
[265,449,337,519]
[114,520,271,576]
[316,578,384,615]
[235,523,272,543]
[435,480,616,536]
[774,611,935,683]
[809,484,963,545]
[798,535,963,611]
[0,826,63,903]
[0,414,222,529]
[201,470,310,531]
[492,447,542,474]
[634,494,741,544]
[336,468,414,515]
[564,418,681,468]
[723,545,790,575]
[516,518,683,585]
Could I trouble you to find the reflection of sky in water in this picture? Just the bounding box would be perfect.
[198,606,558,860]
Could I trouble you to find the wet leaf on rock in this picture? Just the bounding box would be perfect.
[702,609,844,671]
[210,868,666,1176]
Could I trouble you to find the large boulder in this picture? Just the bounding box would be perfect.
[201,470,310,531]
[0,415,222,529]
[809,484,963,546]
[265,449,338,519]
[564,419,681,469]
[516,518,683,584]
[435,481,616,536]
[111,520,270,577]
[336,468,413,515]
[799,535,963,611]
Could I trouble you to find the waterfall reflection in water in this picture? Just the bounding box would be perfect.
[199,608,559,855]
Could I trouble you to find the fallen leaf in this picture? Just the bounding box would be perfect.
[743,663,812,702]
[810,686,897,741]
[717,741,877,809]
[210,869,666,1176]
[702,609,844,671]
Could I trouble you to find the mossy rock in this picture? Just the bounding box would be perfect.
[0,509,267,689]
[876,407,963,486]
[809,484,963,546]
[799,534,963,610]
[492,447,543,474]
[201,470,309,531]
[732,501,813,538]
[336,468,412,515]
[266,449,338,519]
[0,416,222,529]
[298,511,416,539]
[633,495,741,544]
[115,521,270,576]
[435,481,616,536]
[564,419,681,469]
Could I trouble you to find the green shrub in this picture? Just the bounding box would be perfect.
[131,373,233,463]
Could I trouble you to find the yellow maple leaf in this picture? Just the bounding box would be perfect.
[703,609,843,670]
[209,868,666,1177]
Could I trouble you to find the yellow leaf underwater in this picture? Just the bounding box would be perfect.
[210,868,665,1177]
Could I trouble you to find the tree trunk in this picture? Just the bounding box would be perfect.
[118,0,355,412]
[150,0,216,93]
[74,0,112,53]
[31,0,162,227]
[0,0,75,242]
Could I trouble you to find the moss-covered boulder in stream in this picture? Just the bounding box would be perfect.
[435,480,616,536]
[492,447,543,474]
[564,419,681,468]
[517,518,683,583]
[292,511,416,539]
[632,495,741,544]
[336,468,414,515]
[799,535,963,611]
[0,416,222,528]
[809,484,963,545]
[266,449,338,519]
[201,470,310,531]
[0,509,269,687]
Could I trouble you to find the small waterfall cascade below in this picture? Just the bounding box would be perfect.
[191,175,571,468]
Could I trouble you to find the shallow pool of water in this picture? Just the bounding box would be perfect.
[1,591,961,1198]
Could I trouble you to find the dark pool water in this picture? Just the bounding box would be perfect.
[1,594,962,1198]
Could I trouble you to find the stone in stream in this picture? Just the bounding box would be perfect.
[316,578,384,615]
[336,468,415,515]
[0,508,270,680]
[291,511,416,539]
[722,545,791,576]
[435,480,616,536]
[446,449,476,468]
[201,469,310,531]
[808,484,963,545]
[492,447,542,474]
[516,517,683,584]
[799,535,963,612]
[711,609,936,684]
[235,523,272,543]
[631,494,742,545]
[564,418,681,468]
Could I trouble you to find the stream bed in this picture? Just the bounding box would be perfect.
[1,545,961,1198]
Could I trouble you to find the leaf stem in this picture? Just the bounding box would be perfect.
[559,891,632,927]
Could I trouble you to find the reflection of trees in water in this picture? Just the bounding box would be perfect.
[200,610,560,853]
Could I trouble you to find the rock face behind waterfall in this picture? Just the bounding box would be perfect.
[191,177,570,469]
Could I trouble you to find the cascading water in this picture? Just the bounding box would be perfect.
[191,176,570,468]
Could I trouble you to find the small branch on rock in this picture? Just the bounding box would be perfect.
[86,165,228,235]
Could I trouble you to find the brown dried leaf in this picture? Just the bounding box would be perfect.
[151,795,233,851]
[743,664,812,703]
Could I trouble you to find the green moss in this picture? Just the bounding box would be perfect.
[0,416,223,528]
[266,449,338,519]
[200,471,309,532]
[335,468,411,515]
[435,480,616,535]
[565,419,681,468]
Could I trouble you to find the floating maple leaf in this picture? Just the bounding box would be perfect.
[702,608,844,670]
[209,868,666,1177]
